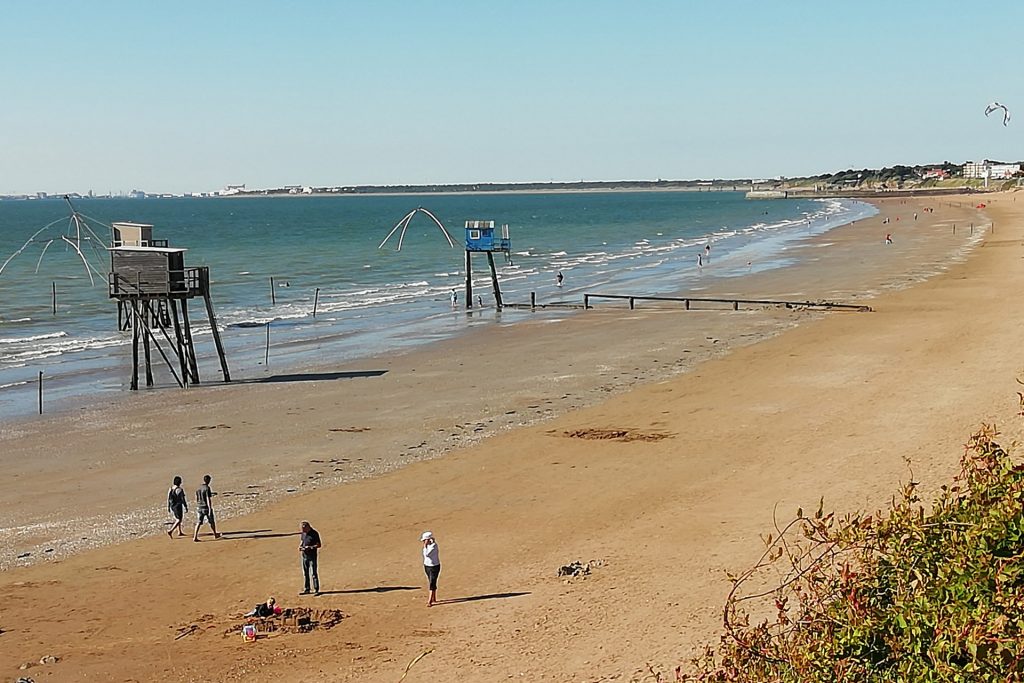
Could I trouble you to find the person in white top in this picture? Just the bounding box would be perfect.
[421,530,441,607]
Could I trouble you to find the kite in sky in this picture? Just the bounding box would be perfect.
[985,101,1010,126]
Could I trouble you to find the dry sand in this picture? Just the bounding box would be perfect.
[2,194,1022,681]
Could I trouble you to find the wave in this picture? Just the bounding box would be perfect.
[0,331,67,344]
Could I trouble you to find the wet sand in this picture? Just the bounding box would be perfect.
[2,194,1020,681]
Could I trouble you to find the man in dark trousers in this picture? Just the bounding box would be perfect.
[192,474,221,542]
[299,520,322,595]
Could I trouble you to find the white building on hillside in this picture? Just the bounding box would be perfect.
[963,161,1021,179]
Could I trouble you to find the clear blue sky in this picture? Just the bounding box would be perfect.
[1,1,1020,194]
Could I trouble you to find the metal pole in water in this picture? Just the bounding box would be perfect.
[312,288,320,317]
[270,277,276,305]
[52,282,56,315]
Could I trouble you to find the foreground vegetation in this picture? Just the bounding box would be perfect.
[680,422,1024,682]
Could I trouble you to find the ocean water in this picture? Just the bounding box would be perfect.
[0,191,876,418]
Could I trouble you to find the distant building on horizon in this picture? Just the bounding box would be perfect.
[963,160,1021,180]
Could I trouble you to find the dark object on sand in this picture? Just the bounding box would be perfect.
[558,559,604,578]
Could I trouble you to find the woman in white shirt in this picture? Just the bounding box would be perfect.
[421,530,440,607]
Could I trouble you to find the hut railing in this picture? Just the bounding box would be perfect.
[108,267,204,298]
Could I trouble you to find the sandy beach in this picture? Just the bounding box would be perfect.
[2,193,1022,681]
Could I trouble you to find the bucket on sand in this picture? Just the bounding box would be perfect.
[242,624,257,642]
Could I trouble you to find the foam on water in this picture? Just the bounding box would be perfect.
[0,192,876,417]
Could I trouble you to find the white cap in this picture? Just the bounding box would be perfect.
[420,530,433,541]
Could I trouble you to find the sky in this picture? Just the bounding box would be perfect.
[1,1,1020,195]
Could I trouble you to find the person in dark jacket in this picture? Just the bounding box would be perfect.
[298,520,322,595]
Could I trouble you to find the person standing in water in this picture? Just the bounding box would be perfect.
[450,289,458,308]
[166,476,188,538]
[421,530,441,607]
[556,271,564,287]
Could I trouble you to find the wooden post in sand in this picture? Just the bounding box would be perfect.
[264,322,270,365]
[530,292,536,310]
[38,371,43,414]
[584,294,590,309]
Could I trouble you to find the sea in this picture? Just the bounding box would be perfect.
[0,191,876,419]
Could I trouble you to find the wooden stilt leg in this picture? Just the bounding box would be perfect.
[130,301,140,390]
[142,301,154,387]
[200,268,231,382]
[169,299,189,387]
[181,299,200,384]
[486,252,503,308]
[465,251,473,309]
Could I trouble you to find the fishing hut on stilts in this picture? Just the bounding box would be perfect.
[377,208,511,309]
[107,223,230,390]
[463,220,511,309]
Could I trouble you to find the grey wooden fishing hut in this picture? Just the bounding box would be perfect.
[108,227,230,390]
[464,220,511,308]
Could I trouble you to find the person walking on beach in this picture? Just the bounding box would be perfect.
[885,233,893,245]
[421,530,441,607]
[193,474,221,542]
[450,288,458,308]
[299,520,322,595]
[166,476,188,538]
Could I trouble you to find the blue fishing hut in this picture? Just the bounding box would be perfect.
[463,220,511,308]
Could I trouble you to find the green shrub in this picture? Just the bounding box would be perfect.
[680,424,1024,682]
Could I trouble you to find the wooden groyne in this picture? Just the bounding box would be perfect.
[502,292,871,312]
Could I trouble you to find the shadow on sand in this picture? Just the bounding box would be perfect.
[316,586,420,595]
[238,370,388,385]
[438,592,531,605]
[219,530,301,540]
